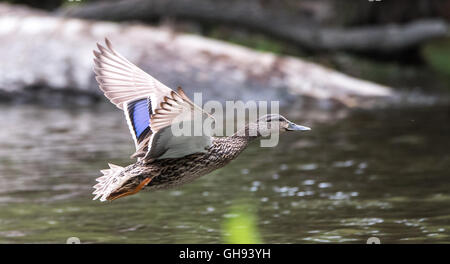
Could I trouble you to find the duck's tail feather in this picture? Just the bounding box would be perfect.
[92,163,126,202]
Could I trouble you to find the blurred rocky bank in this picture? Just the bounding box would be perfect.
[0,2,447,114]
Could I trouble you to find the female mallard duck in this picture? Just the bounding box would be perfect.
[92,39,311,202]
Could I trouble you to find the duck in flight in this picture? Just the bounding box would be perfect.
[92,38,311,201]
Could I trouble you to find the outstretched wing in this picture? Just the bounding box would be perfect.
[144,87,215,160]
[94,38,172,152]
[93,38,215,160]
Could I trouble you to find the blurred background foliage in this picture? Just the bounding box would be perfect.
[423,39,450,77]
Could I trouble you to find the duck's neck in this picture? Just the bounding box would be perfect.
[229,123,260,146]
[210,124,260,163]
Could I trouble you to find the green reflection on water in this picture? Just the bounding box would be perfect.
[222,203,262,244]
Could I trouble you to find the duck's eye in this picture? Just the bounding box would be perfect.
[266,116,283,122]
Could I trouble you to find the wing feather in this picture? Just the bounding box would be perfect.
[93,38,214,161]
[93,38,172,110]
[143,87,215,160]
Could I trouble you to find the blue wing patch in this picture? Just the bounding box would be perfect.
[126,98,152,143]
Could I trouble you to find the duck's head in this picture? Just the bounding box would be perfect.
[243,114,310,138]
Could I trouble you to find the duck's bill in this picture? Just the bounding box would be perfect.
[286,122,311,131]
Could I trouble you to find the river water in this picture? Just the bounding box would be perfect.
[0,103,448,243]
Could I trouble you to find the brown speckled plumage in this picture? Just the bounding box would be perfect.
[108,134,254,199]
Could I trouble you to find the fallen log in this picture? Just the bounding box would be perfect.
[0,3,392,108]
[59,0,449,53]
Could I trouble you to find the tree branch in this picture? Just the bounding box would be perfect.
[59,0,449,53]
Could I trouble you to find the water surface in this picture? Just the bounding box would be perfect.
[0,104,448,243]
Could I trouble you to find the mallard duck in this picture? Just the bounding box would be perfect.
[92,39,311,202]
